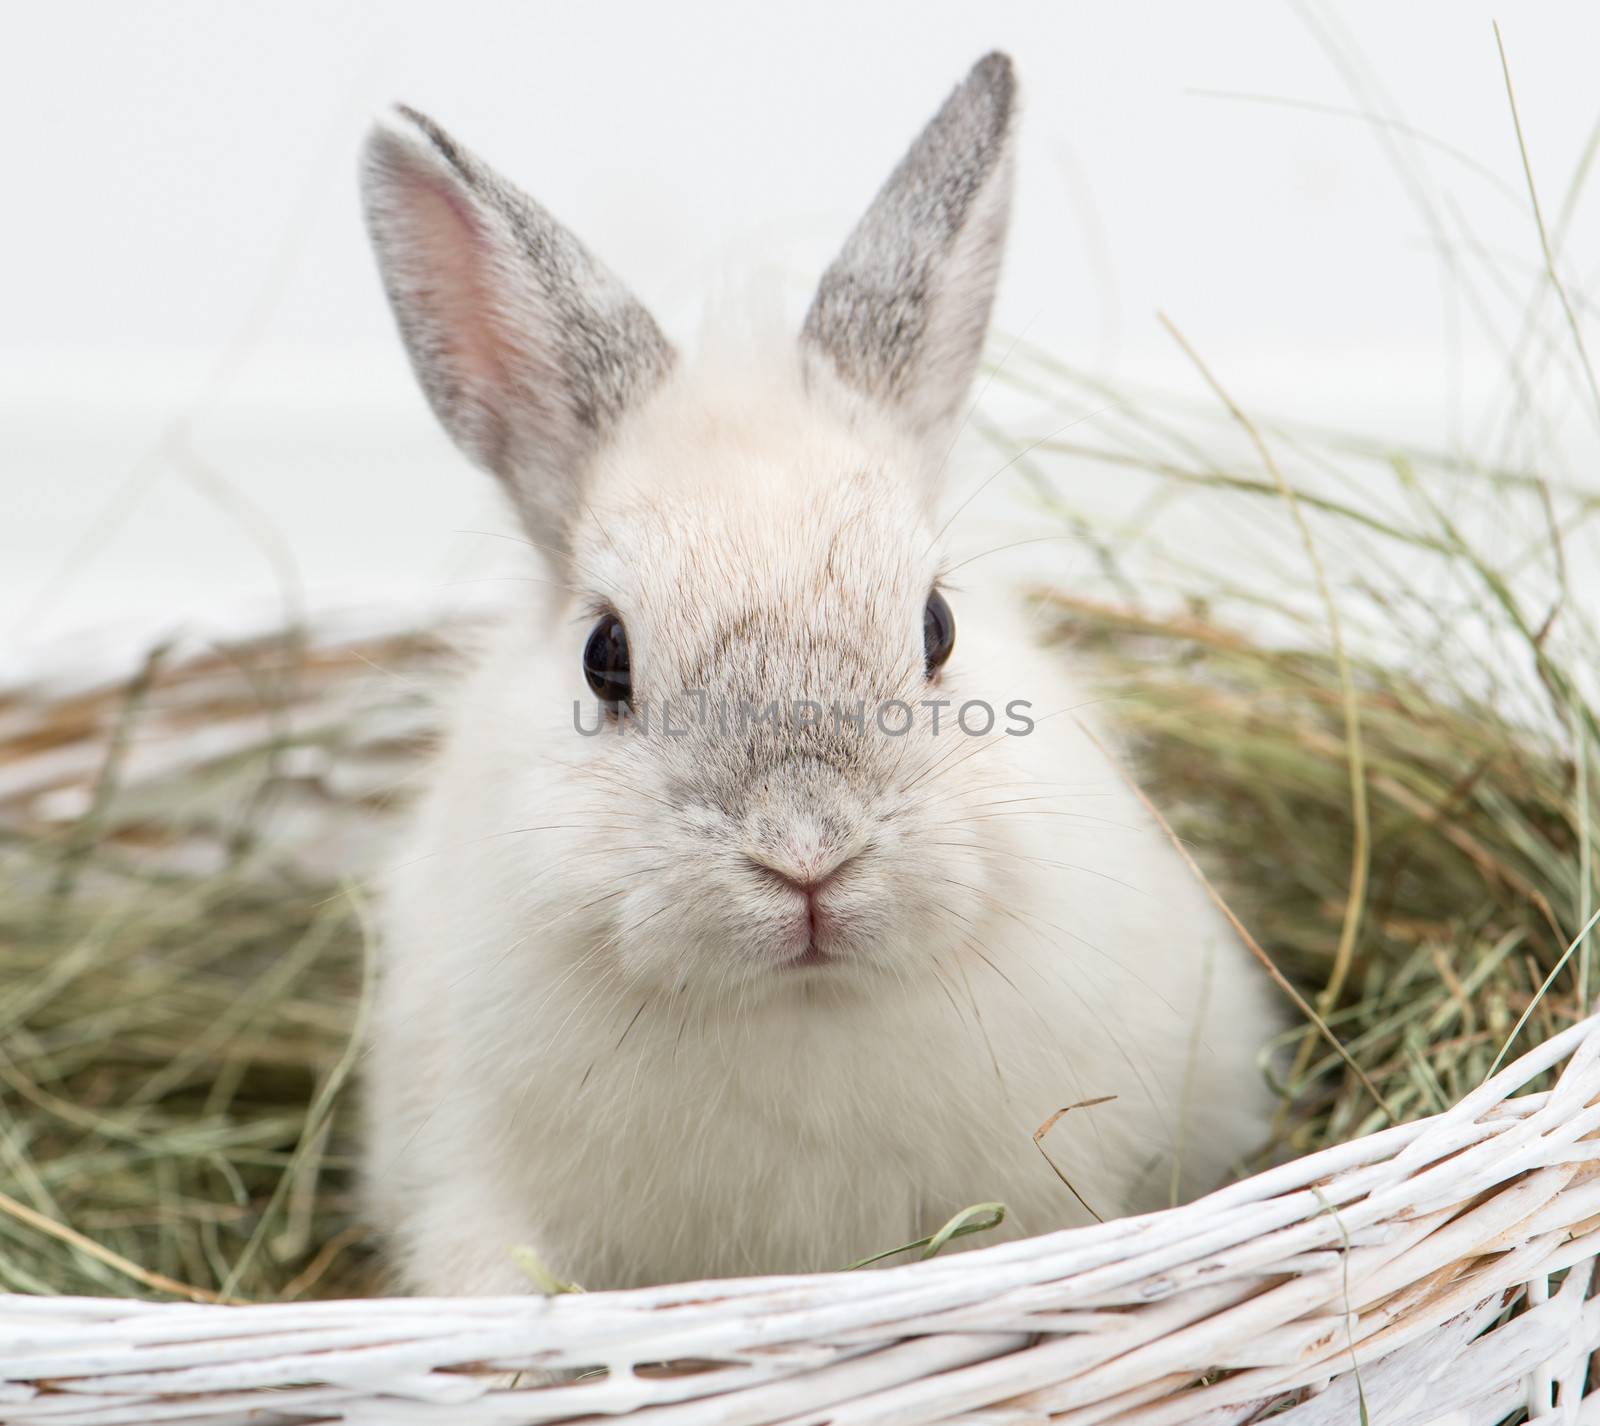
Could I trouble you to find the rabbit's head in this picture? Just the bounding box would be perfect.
[364,55,1035,1001]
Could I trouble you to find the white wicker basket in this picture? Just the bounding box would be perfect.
[2,624,1596,1425]
[3,1007,1597,1424]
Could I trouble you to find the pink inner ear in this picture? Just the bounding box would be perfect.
[399,169,514,425]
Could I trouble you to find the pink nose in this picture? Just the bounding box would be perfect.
[757,864,834,897]
[745,852,855,899]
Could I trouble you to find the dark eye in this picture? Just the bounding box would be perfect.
[923,589,955,676]
[583,614,632,706]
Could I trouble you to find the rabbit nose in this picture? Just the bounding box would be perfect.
[744,848,859,897]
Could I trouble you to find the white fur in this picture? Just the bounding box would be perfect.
[364,356,1278,1293]
[360,56,1279,1295]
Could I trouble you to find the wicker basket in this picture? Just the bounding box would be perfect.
[3,1020,1598,1425]
[2,623,1597,1425]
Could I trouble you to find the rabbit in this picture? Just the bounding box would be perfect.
[358,51,1281,1296]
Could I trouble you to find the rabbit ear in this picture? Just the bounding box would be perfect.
[361,107,674,552]
[802,53,1016,468]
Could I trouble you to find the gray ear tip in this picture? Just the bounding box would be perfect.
[971,51,1015,89]
[391,104,451,152]
[363,106,421,163]
[933,52,1016,162]
[367,103,450,153]
[362,105,473,196]
[966,51,1017,115]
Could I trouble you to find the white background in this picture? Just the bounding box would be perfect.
[5,1,1600,675]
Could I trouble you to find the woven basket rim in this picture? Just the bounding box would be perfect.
[4,1010,1597,1423]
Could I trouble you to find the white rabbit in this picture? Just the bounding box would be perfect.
[359,53,1280,1296]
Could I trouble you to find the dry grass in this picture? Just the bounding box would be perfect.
[0,629,444,1300]
[990,322,1600,1173]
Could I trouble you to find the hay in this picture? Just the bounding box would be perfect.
[0,628,447,1301]
[1,350,1596,1309]
[988,332,1599,1170]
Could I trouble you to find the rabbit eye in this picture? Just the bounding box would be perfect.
[583,614,632,707]
[923,590,955,676]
